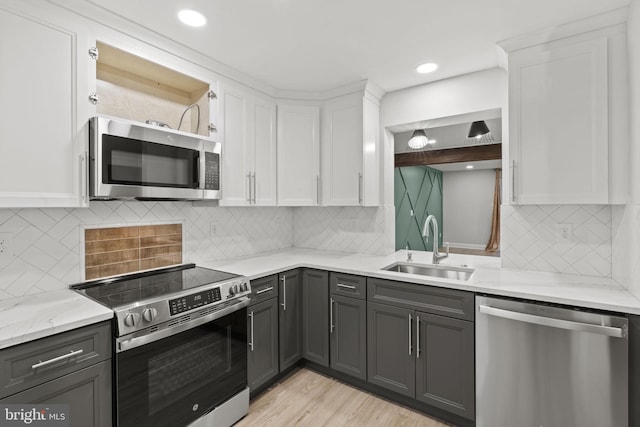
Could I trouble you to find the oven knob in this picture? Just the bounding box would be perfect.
[241,283,248,292]
[229,284,237,296]
[142,308,158,322]
[124,312,140,327]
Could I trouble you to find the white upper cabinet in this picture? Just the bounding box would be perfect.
[219,82,250,206]
[277,104,320,206]
[321,85,382,206]
[0,3,89,208]
[502,11,628,204]
[251,97,277,206]
[219,81,276,206]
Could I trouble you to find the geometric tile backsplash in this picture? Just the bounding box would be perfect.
[0,202,293,299]
[501,204,612,277]
[293,206,392,256]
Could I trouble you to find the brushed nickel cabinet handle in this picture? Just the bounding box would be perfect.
[248,311,254,351]
[281,276,286,311]
[256,286,274,295]
[32,349,84,370]
[408,314,412,356]
[330,298,335,333]
[336,283,357,290]
[416,315,420,359]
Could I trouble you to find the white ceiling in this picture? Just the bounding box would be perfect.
[85,0,629,93]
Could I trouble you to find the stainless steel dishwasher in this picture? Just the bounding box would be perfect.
[476,295,628,427]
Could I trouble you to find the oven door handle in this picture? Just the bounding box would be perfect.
[116,297,250,353]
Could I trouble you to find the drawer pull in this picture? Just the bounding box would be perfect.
[336,283,357,290]
[32,349,84,370]
[256,286,274,295]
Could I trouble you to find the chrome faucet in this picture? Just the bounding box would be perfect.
[422,215,449,264]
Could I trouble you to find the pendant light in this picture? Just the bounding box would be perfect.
[408,129,436,149]
[467,120,490,139]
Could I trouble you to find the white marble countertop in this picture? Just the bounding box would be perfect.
[2,247,639,351]
[0,289,113,350]
[202,248,640,315]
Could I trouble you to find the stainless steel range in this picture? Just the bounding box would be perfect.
[72,263,251,427]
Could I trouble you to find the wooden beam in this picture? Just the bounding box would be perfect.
[395,143,502,167]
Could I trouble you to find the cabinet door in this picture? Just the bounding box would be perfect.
[302,269,329,366]
[219,82,250,206]
[251,97,277,206]
[247,298,279,391]
[279,269,303,371]
[321,94,363,206]
[277,104,320,206]
[330,294,367,380]
[367,302,415,397]
[415,312,475,420]
[1,360,112,427]
[0,5,88,207]
[509,35,608,204]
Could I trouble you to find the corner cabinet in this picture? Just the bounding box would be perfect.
[276,104,320,206]
[502,14,628,204]
[219,81,277,206]
[321,84,382,206]
[302,269,329,366]
[0,3,89,208]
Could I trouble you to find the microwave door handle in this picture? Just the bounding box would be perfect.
[196,151,203,190]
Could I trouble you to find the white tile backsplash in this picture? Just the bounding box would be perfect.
[502,205,612,277]
[293,206,394,255]
[0,202,293,299]
[612,204,640,299]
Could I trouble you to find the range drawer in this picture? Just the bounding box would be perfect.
[0,321,111,399]
[250,274,278,306]
[367,278,474,321]
[330,272,366,300]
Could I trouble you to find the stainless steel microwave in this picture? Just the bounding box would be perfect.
[89,116,220,200]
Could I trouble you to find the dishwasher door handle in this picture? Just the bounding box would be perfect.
[478,305,627,338]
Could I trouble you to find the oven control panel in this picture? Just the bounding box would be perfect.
[169,287,222,316]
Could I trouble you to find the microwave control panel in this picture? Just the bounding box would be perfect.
[204,152,219,190]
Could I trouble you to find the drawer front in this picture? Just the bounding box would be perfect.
[250,274,278,306]
[367,278,474,321]
[0,321,111,399]
[330,272,366,300]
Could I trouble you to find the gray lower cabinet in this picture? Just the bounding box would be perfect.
[367,302,415,397]
[247,297,279,391]
[302,269,329,366]
[367,278,475,421]
[415,312,475,419]
[1,360,112,427]
[0,321,112,427]
[330,294,367,380]
[279,269,303,371]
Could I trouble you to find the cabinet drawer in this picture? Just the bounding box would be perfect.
[250,275,278,306]
[367,278,474,321]
[0,321,111,399]
[330,272,366,299]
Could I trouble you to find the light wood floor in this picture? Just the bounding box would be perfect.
[235,368,453,427]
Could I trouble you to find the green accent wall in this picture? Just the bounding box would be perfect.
[395,166,443,251]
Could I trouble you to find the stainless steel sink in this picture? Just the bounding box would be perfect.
[381,262,474,281]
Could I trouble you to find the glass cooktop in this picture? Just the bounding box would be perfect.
[71,264,239,308]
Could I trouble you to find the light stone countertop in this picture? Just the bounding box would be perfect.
[0,289,113,350]
[201,248,640,316]
[2,247,639,351]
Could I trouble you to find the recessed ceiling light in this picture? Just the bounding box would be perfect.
[416,63,438,74]
[178,9,206,27]
[466,165,474,169]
